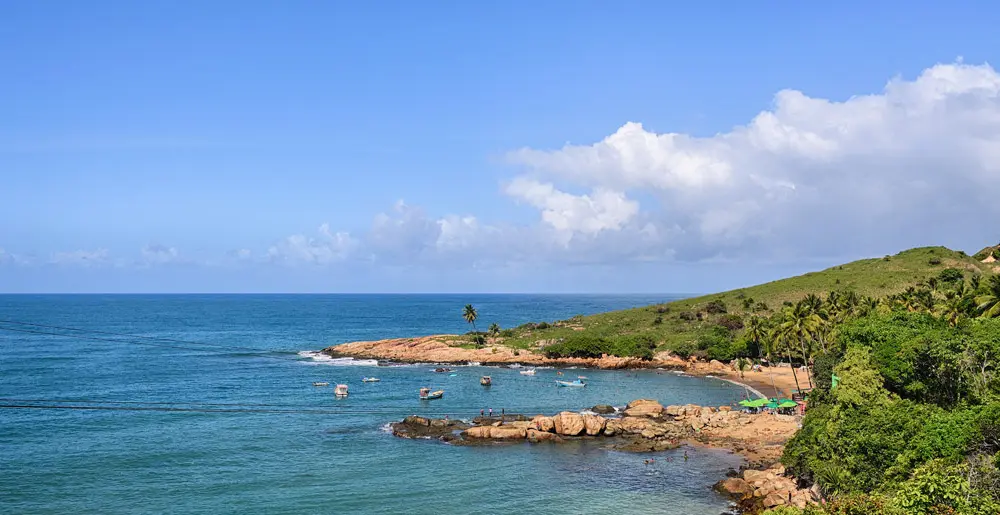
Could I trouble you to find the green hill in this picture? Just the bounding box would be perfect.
[473,246,997,356]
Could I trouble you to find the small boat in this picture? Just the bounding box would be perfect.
[362,377,380,383]
[519,369,536,376]
[434,367,452,373]
[312,382,329,387]
[555,379,586,387]
[419,387,444,400]
[334,384,349,396]
[480,376,492,386]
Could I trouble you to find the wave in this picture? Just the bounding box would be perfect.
[297,351,379,367]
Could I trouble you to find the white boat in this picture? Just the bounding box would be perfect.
[312,382,329,387]
[362,377,380,382]
[419,387,444,400]
[519,369,536,376]
[555,379,586,387]
[334,384,349,396]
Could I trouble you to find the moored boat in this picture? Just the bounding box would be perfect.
[312,382,329,387]
[362,377,380,382]
[419,387,444,400]
[334,384,349,396]
[555,379,586,387]
[480,376,491,386]
[519,369,536,376]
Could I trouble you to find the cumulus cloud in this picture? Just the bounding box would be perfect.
[266,223,357,265]
[505,62,1000,260]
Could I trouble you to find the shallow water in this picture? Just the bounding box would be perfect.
[1,295,744,514]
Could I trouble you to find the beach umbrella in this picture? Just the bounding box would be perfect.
[765,400,780,409]
[777,399,798,409]
[738,399,755,407]
[746,398,769,408]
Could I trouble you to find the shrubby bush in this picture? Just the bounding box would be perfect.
[705,299,728,314]
[542,333,657,360]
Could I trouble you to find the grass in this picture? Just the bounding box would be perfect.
[465,246,997,356]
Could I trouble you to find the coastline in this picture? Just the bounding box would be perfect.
[323,335,802,398]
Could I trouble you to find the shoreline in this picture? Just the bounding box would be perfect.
[323,335,802,398]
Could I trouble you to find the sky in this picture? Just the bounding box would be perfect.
[2,2,1000,293]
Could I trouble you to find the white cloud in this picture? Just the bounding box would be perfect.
[49,248,110,267]
[140,244,180,265]
[505,62,1000,260]
[266,223,357,265]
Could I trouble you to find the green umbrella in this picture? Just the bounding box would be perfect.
[738,399,755,407]
[746,398,769,408]
[777,399,798,408]
[765,400,780,409]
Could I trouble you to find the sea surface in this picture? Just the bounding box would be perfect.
[1,294,748,514]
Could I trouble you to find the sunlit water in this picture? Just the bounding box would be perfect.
[1,295,746,514]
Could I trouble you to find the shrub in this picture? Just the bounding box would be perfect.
[928,257,942,265]
[652,316,662,325]
[512,349,520,356]
[937,268,963,284]
[543,333,656,360]
[473,335,486,346]
[754,301,769,312]
[679,311,696,321]
[655,305,669,314]
[717,314,744,330]
[705,299,728,314]
[499,329,515,338]
[883,255,891,261]
[536,321,550,330]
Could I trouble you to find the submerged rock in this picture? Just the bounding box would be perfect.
[590,404,616,414]
[391,416,469,440]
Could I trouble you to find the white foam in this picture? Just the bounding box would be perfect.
[379,423,393,434]
[466,361,481,366]
[297,351,379,367]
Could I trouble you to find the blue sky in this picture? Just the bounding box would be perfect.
[2,2,1000,293]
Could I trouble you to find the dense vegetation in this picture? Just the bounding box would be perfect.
[457,244,1000,513]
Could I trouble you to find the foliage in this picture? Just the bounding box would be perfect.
[705,299,728,314]
[462,304,478,332]
[542,333,657,360]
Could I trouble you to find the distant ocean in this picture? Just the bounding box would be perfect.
[1,294,747,514]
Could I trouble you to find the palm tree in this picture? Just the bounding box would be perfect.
[976,275,1000,318]
[488,322,501,341]
[771,327,803,395]
[937,291,966,327]
[745,315,768,360]
[463,304,479,332]
[779,303,821,388]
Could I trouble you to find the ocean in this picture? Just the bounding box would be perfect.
[0,294,747,514]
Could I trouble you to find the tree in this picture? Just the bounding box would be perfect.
[976,275,1000,318]
[771,327,803,395]
[462,304,479,332]
[488,322,500,341]
[780,302,822,387]
[745,315,768,360]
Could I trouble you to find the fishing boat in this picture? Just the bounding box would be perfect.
[334,384,349,397]
[555,379,586,387]
[362,377,380,382]
[519,369,536,376]
[312,382,329,387]
[480,376,491,386]
[419,387,444,400]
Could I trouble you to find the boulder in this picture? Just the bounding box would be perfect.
[742,469,769,484]
[590,404,616,414]
[690,418,704,431]
[553,411,585,436]
[604,419,620,436]
[624,399,664,418]
[490,426,527,439]
[582,414,607,436]
[526,429,562,443]
[664,405,682,417]
[532,415,555,432]
[464,426,492,438]
[714,478,754,500]
[617,416,656,434]
[404,415,431,427]
[763,493,787,508]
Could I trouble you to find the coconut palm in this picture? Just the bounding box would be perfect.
[771,327,803,395]
[976,275,1000,318]
[462,304,479,332]
[745,315,768,360]
[779,302,821,388]
[488,322,501,341]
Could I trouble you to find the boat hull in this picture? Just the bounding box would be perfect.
[555,380,586,387]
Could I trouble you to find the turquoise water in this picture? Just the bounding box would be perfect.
[1,295,746,514]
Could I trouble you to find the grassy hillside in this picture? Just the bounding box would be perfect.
[463,246,997,356]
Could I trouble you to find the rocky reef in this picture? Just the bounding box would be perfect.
[715,463,821,512]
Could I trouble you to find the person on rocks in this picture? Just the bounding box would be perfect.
[489,407,493,417]
[480,409,484,417]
